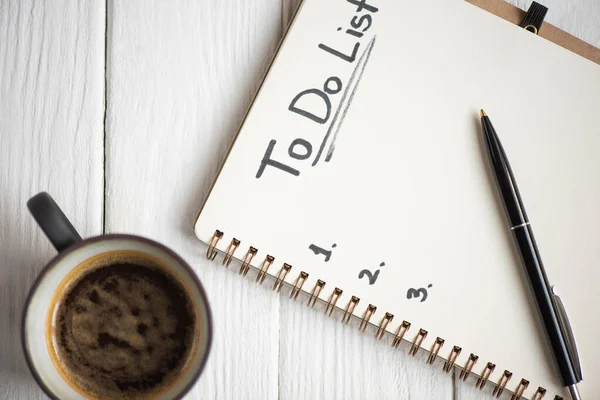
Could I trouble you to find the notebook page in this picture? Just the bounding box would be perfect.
[195,0,600,398]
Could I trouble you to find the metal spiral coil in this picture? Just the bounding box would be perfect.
[222,238,240,267]
[532,388,547,400]
[409,329,428,356]
[511,379,530,400]
[443,345,461,373]
[325,288,343,316]
[308,280,326,308]
[273,263,291,292]
[239,246,257,276]
[342,296,360,324]
[459,353,479,381]
[476,362,495,390]
[359,304,377,332]
[376,313,394,341]
[493,370,513,398]
[206,230,557,400]
[427,337,445,365]
[392,321,411,348]
[290,272,308,300]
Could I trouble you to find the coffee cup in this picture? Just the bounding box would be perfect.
[22,192,212,399]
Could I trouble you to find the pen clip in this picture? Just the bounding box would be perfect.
[551,287,583,382]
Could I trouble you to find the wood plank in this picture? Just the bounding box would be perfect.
[0,0,105,396]
[104,0,283,398]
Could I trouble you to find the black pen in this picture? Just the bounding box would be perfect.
[479,110,583,400]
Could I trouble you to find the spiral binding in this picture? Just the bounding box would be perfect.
[459,353,479,382]
[443,345,461,373]
[207,230,559,400]
[427,337,445,364]
[376,313,394,341]
[476,362,496,390]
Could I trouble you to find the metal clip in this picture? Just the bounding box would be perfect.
[520,1,548,35]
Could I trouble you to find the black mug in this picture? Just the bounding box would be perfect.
[22,192,212,400]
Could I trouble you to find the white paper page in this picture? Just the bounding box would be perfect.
[195,0,600,398]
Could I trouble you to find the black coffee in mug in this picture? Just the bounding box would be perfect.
[47,250,199,399]
[23,193,212,399]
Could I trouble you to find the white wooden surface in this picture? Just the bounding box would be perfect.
[1,1,598,399]
[0,0,105,397]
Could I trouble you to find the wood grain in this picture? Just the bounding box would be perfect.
[104,0,283,398]
[0,0,105,396]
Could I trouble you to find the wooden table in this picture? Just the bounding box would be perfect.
[1,1,598,398]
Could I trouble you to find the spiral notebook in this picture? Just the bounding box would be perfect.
[194,0,600,398]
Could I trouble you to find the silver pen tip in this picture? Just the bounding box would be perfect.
[568,384,582,400]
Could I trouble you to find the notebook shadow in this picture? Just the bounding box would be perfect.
[181,75,272,243]
[0,193,53,389]
[181,107,246,242]
[0,244,47,386]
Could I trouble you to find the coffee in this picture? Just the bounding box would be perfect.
[47,251,198,399]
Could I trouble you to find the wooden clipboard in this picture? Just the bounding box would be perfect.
[468,0,600,65]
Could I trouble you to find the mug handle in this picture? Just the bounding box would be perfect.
[27,192,82,252]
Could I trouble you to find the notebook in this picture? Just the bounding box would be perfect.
[194,0,600,398]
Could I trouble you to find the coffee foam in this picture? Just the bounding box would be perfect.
[47,251,199,399]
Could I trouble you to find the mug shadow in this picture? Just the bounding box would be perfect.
[0,370,42,395]
[0,237,51,388]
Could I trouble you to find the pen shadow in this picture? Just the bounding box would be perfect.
[472,113,559,378]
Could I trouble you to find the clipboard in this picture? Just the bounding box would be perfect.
[467,0,600,65]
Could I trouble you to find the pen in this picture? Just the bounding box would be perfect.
[479,110,583,400]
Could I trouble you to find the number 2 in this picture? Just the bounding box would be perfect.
[358,269,380,285]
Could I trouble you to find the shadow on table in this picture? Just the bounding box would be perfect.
[0,239,50,391]
[181,84,265,244]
